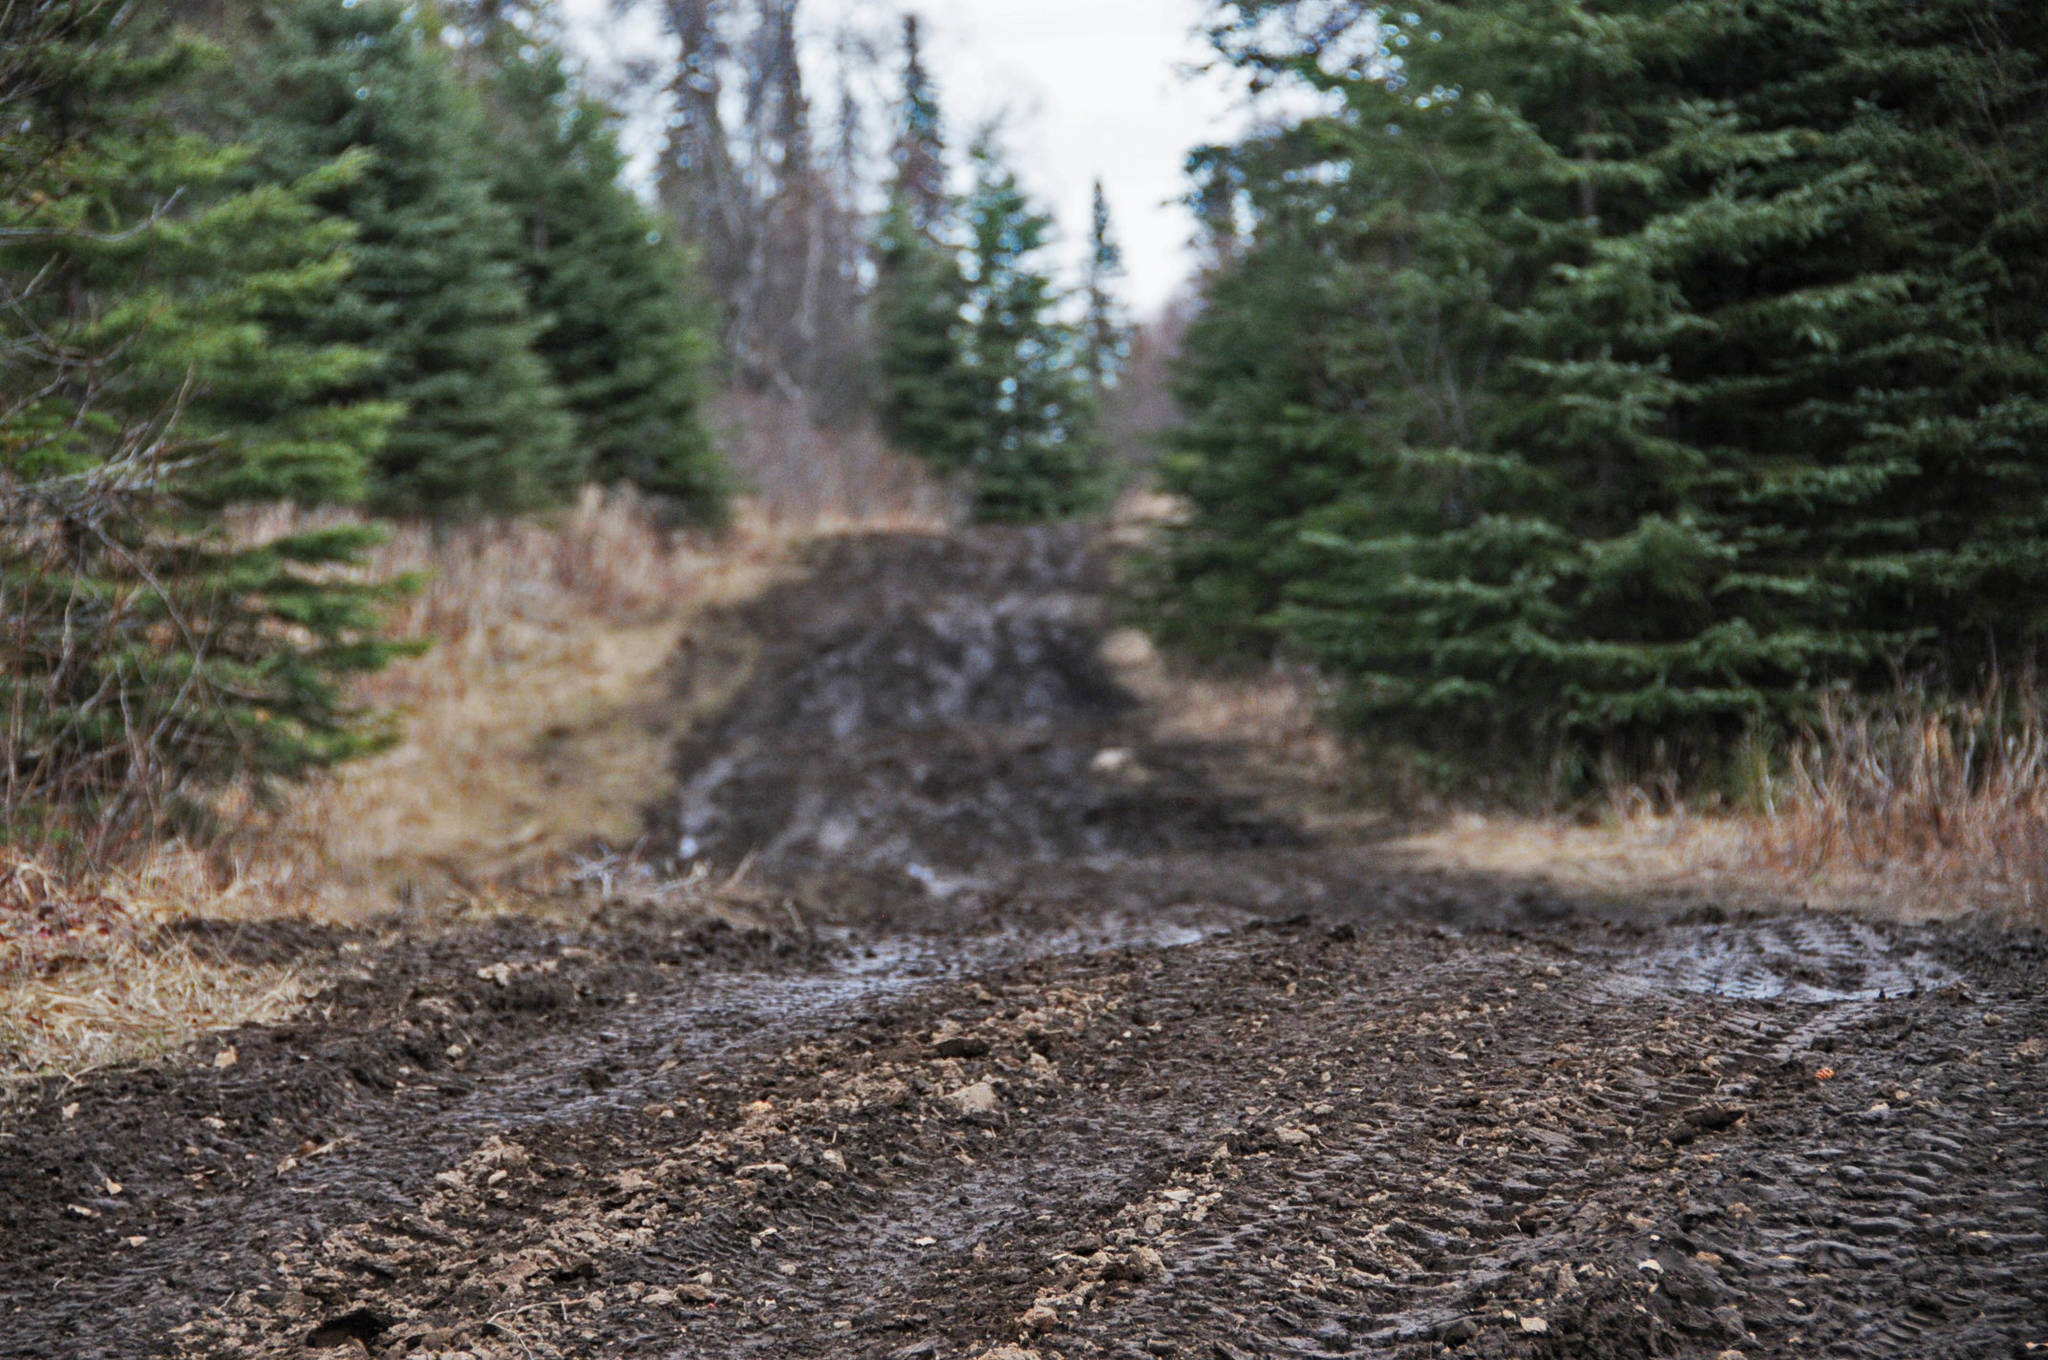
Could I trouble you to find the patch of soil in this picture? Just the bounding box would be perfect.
[662,531,1298,901]
[2,527,2043,1360]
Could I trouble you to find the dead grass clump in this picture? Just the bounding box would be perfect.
[228,488,800,916]
[0,847,307,1086]
[1743,680,2048,922]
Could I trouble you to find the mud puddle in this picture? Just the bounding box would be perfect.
[3,528,2045,1360]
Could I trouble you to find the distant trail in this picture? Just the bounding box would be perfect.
[2,528,2043,1360]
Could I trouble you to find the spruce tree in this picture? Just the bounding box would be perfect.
[873,13,979,476]
[956,131,1105,523]
[249,0,577,516]
[1080,180,1130,398]
[1165,0,2048,789]
[485,48,726,517]
[891,15,950,237]
[1,0,406,847]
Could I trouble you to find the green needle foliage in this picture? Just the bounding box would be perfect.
[485,47,725,519]
[875,190,982,477]
[957,131,1106,523]
[872,22,1105,522]
[1162,0,2048,793]
[1,0,410,851]
[874,16,981,479]
[249,0,577,517]
[1080,180,1130,398]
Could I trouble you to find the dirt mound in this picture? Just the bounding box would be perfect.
[663,530,1296,900]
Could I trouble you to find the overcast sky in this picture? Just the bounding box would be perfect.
[560,0,1249,318]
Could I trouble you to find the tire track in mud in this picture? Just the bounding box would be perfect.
[4,527,2046,1360]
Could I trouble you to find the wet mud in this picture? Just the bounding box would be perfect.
[2,529,2044,1359]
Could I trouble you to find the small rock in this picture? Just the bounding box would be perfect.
[1519,1316,1549,1334]
[1638,1257,1665,1276]
[1098,1245,1164,1282]
[1021,1303,1060,1332]
[948,1081,999,1115]
[1090,747,1134,774]
[933,1036,991,1059]
[213,1046,238,1070]
[1273,1125,1312,1146]
[974,1348,1042,1360]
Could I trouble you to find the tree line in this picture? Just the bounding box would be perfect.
[656,3,1130,521]
[1,0,1127,851]
[1158,0,2048,795]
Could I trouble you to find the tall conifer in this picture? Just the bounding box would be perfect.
[956,132,1105,522]
[251,0,576,516]
[2,0,406,844]
[486,49,726,516]
[1165,0,2048,787]
[874,13,978,476]
[1080,181,1130,398]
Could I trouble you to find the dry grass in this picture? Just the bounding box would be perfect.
[2,478,949,1083]
[222,488,795,917]
[1345,685,2048,925]
[0,847,309,1088]
[1736,681,2048,923]
[1116,616,2048,924]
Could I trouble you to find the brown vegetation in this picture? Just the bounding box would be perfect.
[0,480,946,1083]
[1131,639,2048,926]
[0,847,308,1088]
[1742,680,2048,922]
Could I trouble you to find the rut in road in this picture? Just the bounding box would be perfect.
[1,527,2043,1360]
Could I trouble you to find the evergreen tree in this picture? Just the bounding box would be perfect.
[486,48,726,516]
[873,13,979,476]
[875,194,981,473]
[1,0,406,847]
[1165,0,2048,789]
[249,0,577,516]
[891,15,950,238]
[956,131,1105,522]
[1080,180,1130,398]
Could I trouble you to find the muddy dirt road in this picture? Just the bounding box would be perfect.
[4,530,2045,1359]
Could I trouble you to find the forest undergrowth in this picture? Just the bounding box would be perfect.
[1126,634,2048,929]
[0,476,943,1088]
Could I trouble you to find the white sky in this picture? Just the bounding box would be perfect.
[560,0,1251,318]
